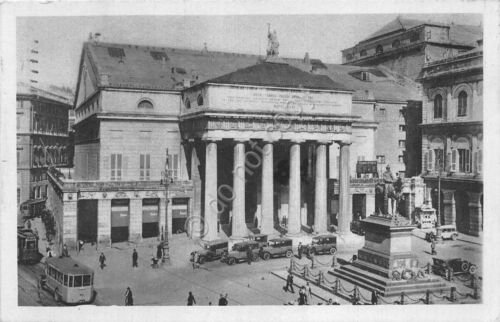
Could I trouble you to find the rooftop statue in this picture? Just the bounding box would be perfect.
[266,24,279,57]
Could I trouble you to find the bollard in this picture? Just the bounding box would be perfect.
[334,279,339,294]
[400,292,405,305]
[426,290,431,304]
[331,255,336,268]
[450,287,456,302]
[352,287,359,305]
[473,285,479,300]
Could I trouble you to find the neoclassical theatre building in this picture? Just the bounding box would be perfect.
[47,37,421,250]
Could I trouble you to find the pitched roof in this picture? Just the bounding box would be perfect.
[17,82,73,105]
[365,17,425,41]
[82,41,418,102]
[205,60,350,91]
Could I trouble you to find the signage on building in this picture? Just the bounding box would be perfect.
[356,161,378,174]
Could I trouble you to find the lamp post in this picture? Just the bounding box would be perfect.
[160,148,170,263]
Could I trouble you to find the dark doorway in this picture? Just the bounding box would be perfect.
[455,191,470,234]
[77,200,98,243]
[352,194,366,221]
[142,199,159,238]
[172,198,189,234]
[111,199,130,242]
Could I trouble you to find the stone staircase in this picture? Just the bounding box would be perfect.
[330,263,447,297]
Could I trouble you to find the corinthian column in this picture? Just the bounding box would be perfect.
[314,142,328,233]
[260,141,274,235]
[232,140,247,239]
[336,140,352,236]
[287,141,302,235]
[203,140,218,241]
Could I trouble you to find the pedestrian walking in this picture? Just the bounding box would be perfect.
[297,242,302,259]
[371,290,378,305]
[187,291,196,306]
[309,251,315,269]
[284,272,295,293]
[99,252,106,270]
[246,246,253,265]
[431,239,437,255]
[124,287,133,306]
[305,282,312,304]
[132,249,138,267]
[156,244,163,260]
[62,244,69,257]
[298,287,307,305]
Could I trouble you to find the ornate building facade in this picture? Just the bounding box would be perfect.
[418,40,483,236]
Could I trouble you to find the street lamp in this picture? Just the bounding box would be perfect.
[160,148,171,263]
[435,154,444,241]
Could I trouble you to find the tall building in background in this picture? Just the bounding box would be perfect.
[17,82,73,221]
[417,40,483,236]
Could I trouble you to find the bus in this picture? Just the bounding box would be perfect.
[17,228,40,264]
[40,257,96,304]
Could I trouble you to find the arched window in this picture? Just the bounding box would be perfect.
[458,91,467,116]
[376,45,383,54]
[433,94,443,118]
[138,99,154,109]
[360,49,367,57]
[197,94,204,106]
[392,40,400,48]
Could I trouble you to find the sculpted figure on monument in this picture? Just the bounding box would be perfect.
[267,24,279,57]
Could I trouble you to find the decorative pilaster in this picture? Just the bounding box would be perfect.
[260,141,274,235]
[203,140,219,241]
[287,141,302,235]
[314,142,328,233]
[129,199,142,243]
[232,140,247,239]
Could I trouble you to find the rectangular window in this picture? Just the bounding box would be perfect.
[379,108,386,116]
[399,125,406,132]
[111,154,122,181]
[74,275,83,287]
[140,154,151,180]
[63,274,68,286]
[376,155,385,164]
[398,155,404,163]
[434,149,444,171]
[399,140,406,148]
[458,149,471,173]
[83,275,91,286]
[167,154,179,180]
[69,276,73,287]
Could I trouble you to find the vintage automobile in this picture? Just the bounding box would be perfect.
[303,235,337,256]
[425,225,459,242]
[350,220,365,236]
[221,241,260,265]
[259,238,293,260]
[249,234,268,247]
[190,239,228,264]
[432,257,478,277]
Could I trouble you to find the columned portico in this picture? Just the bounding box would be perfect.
[260,141,274,235]
[314,142,328,233]
[204,140,219,241]
[232,140,247,239]
[287,141,302,235]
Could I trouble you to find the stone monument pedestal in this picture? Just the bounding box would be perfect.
[331,214,446,296]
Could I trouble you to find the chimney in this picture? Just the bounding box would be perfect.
[304,52,310,65]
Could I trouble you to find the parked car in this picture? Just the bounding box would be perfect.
[350,220,365,236]
[303,235,337,256]
[221,241,260,265]
[190,239,228,264]
[249,234,268,247]
[432,257,478,277]
[425,225,459,242]
[260,238,293,260]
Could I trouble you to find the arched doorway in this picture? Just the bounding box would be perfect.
[455,190,470,234]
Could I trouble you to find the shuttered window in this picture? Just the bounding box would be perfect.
[451,149,457,172]
[111,154,122,181]
[140,154,151,180]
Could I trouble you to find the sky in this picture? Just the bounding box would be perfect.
[16,14,482,91]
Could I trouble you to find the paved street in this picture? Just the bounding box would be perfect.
[18,228,482,306]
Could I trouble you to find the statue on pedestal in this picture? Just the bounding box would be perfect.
[266,24,280,57]
[375,165,402,216]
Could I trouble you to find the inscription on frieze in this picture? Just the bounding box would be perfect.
[200,118,350,133]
